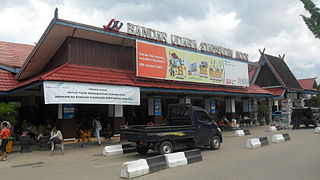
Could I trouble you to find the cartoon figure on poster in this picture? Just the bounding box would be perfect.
[209,60,224,81]
[199,61,208,78]
[168,52,186,79]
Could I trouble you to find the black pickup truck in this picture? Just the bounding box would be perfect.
[120,104,222,155]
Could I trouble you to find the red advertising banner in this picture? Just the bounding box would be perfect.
[136,41,167,79]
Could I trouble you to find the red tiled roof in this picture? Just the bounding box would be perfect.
[0,69,20,91]
[0,41,34,68]
[0,63,273,96]
[36,63,272,95]
[298,78,318,91]
[264,87,285,96]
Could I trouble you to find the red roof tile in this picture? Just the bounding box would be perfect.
[0,41,34,68]
[0,63,273,96]
[298,78,318,91]
[264,87,285,96]
[38,63,272,95]
[0,69,20,91]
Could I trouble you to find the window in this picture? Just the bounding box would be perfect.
[196,110,211,122]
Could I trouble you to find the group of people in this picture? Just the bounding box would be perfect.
[217,115,253,131]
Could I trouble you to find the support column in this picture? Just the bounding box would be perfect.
[225,98,236,119]
[108,104,125,134]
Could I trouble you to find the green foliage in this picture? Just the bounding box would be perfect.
[258,104,270,118]
[305,96,320,107]
[301,0,320,39]
[21,119,29,131]
[0,102,20,125]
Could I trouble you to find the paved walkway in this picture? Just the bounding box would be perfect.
[0,125,272,169]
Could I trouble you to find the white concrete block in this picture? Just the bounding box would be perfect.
[315,127,320,134]
[102,144,123,156]
[246,138,261,149]
[268,126,277,132]
[235,130,245,137]
[164,152,188,168]
[120,159,149,179]
[271,134,285,143]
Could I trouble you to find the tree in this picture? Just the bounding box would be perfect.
[305,96,320,107]
[301,0,320,39]
[0,102,19,125]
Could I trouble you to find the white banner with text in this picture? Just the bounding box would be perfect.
[43,81,140,105]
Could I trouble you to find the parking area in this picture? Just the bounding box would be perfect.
[1,126,320,180]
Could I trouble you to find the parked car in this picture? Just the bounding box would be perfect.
[120,104,222,155]
[292,107,320,127]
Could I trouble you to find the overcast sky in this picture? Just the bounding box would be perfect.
[0,0,319,82]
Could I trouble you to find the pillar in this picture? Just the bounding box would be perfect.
[108,104,125,134]
[225,98,236,119]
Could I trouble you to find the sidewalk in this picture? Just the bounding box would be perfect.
[0,137,121,169]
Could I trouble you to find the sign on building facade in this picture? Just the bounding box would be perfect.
[43,81,140,105]
[136,41,249,87]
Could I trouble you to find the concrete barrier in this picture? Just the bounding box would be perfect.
[315,127,320,134]
[164,152,188,168]
[146,155,166,173]
[120,159,149,179]
[184,149,202,164]
[271,134,285,143]
[102,144,136,156]
[246,138,261,149]
[268,126,277,132]
[282,133,290,141]
[235,130,245,136]
[120,149,203,178]
[243,129,251,135]
[259,137,269,146]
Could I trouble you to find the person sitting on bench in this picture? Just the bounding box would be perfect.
[49,126,63,146]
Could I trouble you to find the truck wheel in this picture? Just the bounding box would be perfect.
[159,141,173,155]
[137,147,149,155]
[210,135,221,150]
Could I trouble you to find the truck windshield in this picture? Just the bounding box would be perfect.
[196,110,211,122]
[168,106,190,117]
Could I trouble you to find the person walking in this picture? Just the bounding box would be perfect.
[0,122,11,161]
[92,117,102,145]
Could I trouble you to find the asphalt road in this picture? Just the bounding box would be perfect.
[1,126,320,180]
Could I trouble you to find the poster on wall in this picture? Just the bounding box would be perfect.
[43,81,140,105]
[154,98,162,115]
[136,40,249,87]
[210,99,216,113]
[63,104,75,119]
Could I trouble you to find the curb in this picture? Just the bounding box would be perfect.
[102,144,136,156]
[246,136,269,149]
[315,127,320,134]
[235,129,251,136]
[271,133,290,143]
[268,126,277,132]
[120,149,202,179]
